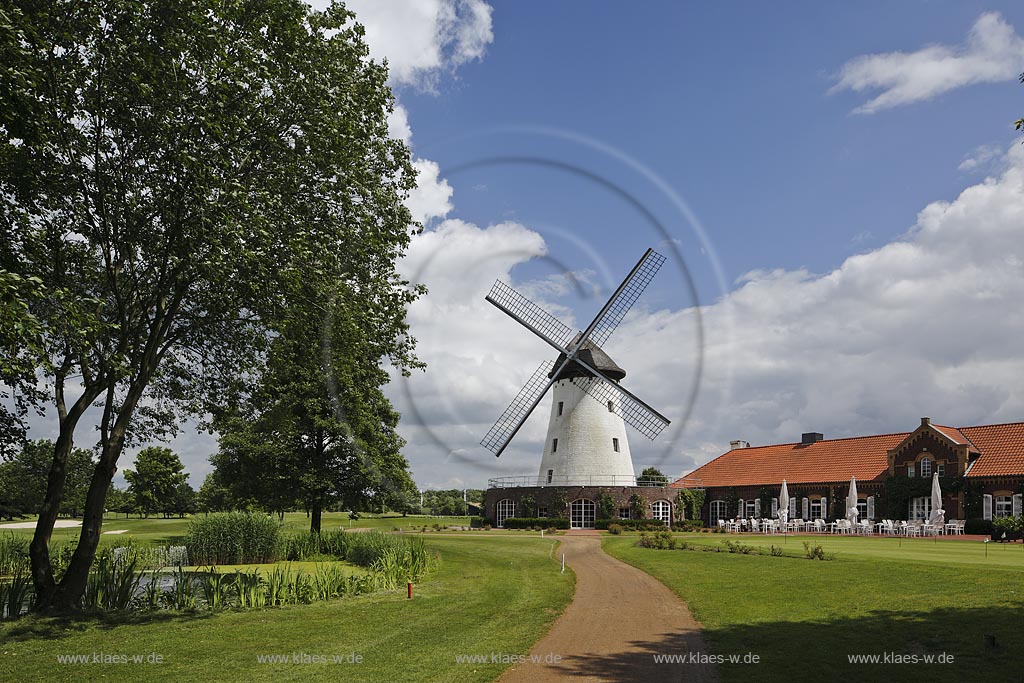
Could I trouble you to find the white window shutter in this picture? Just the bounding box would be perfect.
[789,497,797,517]
[983,494,992,520]
[754,499,761,517]
[821,497,827,520]
[1013,494,1022,517]
[737,499,744,517]
[802,497,809,518]
[867,496,875,520]
[771,498,778,516]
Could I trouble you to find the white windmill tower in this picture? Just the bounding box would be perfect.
[480,249,670,486]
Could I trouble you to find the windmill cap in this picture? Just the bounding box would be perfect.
[549,334,626,381]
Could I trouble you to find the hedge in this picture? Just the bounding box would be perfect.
[501,517,570,529]
[595,518,666,531]
[964,519,993,536]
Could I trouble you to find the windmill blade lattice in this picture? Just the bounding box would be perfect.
[480,360,557,455]
[571,375,669,441]
[586,249,666,348]
[485,280,575,352]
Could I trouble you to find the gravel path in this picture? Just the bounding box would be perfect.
[500,532,718,683]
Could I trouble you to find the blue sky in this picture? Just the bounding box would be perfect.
[36,1,1024,492]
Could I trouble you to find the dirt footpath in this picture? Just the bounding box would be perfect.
[500,532,718,683]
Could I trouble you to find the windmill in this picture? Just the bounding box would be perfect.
[480,248,670,485]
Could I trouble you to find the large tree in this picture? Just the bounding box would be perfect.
[213,294,420,533]
[0,440,93,519]
[1,0,419,610]
[123,447,188,518]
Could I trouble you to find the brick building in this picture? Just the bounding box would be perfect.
[674,417,1024,525]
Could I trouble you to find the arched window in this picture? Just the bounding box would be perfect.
[570,499,596,529]
[496,499,516,528]
[710,500,728,522]
[920,457,932,478]
[652,500,671,525]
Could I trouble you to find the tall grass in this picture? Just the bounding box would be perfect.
[1,570,33,619]
[233,570,266,609]
[0,533,29,577]
[83,552,143,611]
[185,512,281,565]
[199,569,231,610]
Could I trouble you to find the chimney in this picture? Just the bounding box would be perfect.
[921,417,931,426]
[729,440,750,450]
[801,432,824,445]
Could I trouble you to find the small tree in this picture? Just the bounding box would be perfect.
[629,493,647,519]
[596,492,617,520]
[549,491,569,519]
[124,448,187,518]
[518,495,537,518]
[639,467,668,485]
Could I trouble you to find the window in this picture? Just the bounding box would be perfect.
[612,438,620,453]
[994,496,1013,519]
[810,499,823,519]
[920,457,932,478]
[552,438,558,453]
[745,499,757,517]
[607,400,615,413]
[909,497,932,521]
[537,507,548,518]
[570,499,596,529]
[856,499,868,519]
[496,499,516,528]
[546,469,553,484]
[788,497,798,518]
[937,462,945,476]
[557,402,564,416]
[652,500,671,525]
[710,500,728,522]
[618,507,631,520]
[907,464,915,478]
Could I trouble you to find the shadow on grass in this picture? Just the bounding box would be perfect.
[548,606,1023,682]
[2,609,215,642]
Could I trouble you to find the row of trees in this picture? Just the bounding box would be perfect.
[0,0,422,610]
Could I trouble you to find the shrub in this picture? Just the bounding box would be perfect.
[802,542,834,561]
[595,518,665,531]
[770,545,784,557]
[723,540,754,554]
[469,517,494,529]
[675,520,704,532]
[0,533,29,577]
[185,512,281,565]
[502,517,569,530]
[607,523,624,535]
[638,530,677,549]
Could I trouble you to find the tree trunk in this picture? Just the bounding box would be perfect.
[310,504,322,534]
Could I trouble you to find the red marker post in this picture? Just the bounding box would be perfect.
[407,582,413,599]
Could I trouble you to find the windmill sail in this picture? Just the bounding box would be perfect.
[583,248,666,348]
[480,361,557,456]
[571,375,669,441]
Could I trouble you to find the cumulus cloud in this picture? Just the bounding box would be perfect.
[831,12,1024,114]
[405,159,454,226]
[393,144,1024,487]
[343,0,493,90]
[958,144,1003,172]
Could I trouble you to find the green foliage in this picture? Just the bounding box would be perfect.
[199,570,231,610]
[163,566,198,611]
[607,523,624,535]
[516,495,537,518]
[1,570,33,620]
[185,512,282,565]
[419,490,469,516]
[595,518,665,530]
[802,542,835,561]
[501,518,569,530]
[549,491,569,518]
[723,540,755,554]
[628,493,647,519]
[83,552,142,611]
[124,447,190,518]
[638,530,678,549]
[0,533,29,576]
[595,492,617,520]
[638,467,668,485]
[0,440,93,518]
[964,518,994,535]
[674,488,706,521]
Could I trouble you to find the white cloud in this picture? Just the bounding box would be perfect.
[343,0,493,90]
[405,159,454,226]
[832,12,1024,114]
[958,143,1002,172]
[391,144,1024,487]
[386,104,412,144]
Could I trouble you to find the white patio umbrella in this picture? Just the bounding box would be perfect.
[846,476,859,530]
[929,472,945,528]
[778,480,790,528]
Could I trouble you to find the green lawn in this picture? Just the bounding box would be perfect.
[604,533,1024,682]
[0,512,473,547]
[0,534,574,683]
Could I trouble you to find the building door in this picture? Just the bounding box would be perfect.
[570,499,596,529]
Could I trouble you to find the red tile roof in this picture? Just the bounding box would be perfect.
[960,423,1024,477]
[676,432,908,488]
[677,421,1024,487]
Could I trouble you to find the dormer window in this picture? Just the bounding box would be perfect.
[920,457,932,478]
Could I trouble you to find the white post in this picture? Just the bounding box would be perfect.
[561,553,565,573]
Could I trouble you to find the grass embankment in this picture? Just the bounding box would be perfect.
[604,533,1024,682]
[0,534,574,683]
